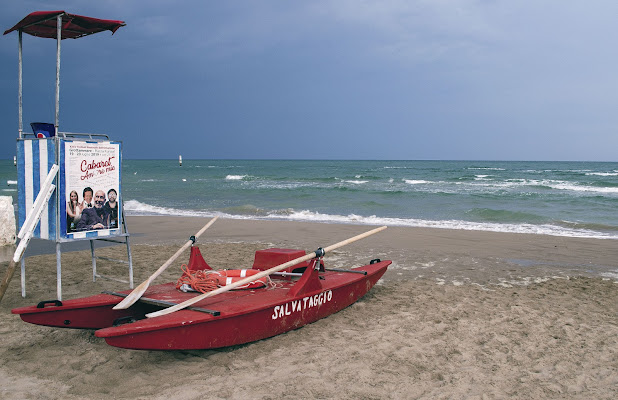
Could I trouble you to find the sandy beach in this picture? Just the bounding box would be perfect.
[1,216,616,399]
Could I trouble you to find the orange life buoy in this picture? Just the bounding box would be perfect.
[221,269,260,278]
[217,269,267,289]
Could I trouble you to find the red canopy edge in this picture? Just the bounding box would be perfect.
[3,11,125,39]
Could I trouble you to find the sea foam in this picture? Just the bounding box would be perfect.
[123,200,618,240]
[225,175,247,180]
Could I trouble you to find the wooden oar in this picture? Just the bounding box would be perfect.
[145,225,387,318]
[113,216,218,310]
[0,260,18,303]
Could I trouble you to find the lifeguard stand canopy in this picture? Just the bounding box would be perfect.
[4,10,125,39]
[4,11,126,136]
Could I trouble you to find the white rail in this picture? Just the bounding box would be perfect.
[14,164,58,261]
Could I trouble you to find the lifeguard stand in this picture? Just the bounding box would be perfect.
[4,11,132,300]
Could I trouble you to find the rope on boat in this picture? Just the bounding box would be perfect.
[176,264,219,293]
[176,265,276,293]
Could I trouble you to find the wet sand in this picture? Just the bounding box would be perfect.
[1,216,616,399]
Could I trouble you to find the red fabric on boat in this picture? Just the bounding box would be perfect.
[187,246,212,272]
[3,11,125,39]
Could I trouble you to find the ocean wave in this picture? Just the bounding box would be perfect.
[273,210,618,239]
[296,176,339,183]
[123,200,618,240]
[556,220,618,232]
[253,182,312,190]
[315,177,616,195]
[225,175,248,180]
[586,172,618,176]
[220,204,270,216]
[7,180,17,185]
[124,200,213,217]
[455,179,618,195]
[275,176,618,197]
[194,164,243,169]
[547,182,618,194]
[466,208,549,224]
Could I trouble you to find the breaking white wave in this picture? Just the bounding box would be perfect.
[225,175,247,180]
[123,200,618,240]
[547,181,618,194]
[586,172,618,176]
[431,178,618,195]
[124,200,213,217]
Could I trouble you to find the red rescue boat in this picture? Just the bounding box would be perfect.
[12,246,390,350]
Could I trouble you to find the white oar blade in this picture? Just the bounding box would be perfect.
[112,280,150,309]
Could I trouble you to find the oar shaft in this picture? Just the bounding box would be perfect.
[323,225,387,253]
[113,217,218,310]
[145,225,387,318]
[0,260,17,303]
[151,216,218,281]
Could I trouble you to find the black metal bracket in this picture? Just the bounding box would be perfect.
[314,247,325,258]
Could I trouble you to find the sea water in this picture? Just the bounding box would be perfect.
[2,159,617,239]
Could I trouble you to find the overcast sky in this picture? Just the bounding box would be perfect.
[1,1,617,161]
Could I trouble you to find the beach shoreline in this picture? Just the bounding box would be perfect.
[124,216,618,284]
[1,216,616,399]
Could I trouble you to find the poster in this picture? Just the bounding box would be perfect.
[62,140,122,239]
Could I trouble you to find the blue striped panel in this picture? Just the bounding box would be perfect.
[16,139,58,240]
[31,141,40,238]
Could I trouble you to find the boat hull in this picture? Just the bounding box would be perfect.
[12,294,144,329]
[12,259,390,350]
